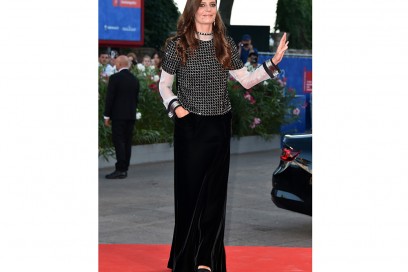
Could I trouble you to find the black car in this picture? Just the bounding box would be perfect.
[271,134,312,216]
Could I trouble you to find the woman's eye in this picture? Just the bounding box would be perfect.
[199,2,216,8]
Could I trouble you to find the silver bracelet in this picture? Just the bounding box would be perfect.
[169,99,181,116]
[263,59,281,78]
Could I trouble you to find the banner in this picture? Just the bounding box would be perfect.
[303,69,312,93]
[99,0,144,45]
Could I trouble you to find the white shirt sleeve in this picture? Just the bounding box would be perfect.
[159,70,177,110]
[105,64,116,76]
[229,65,271,89]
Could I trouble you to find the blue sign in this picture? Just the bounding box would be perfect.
[99,0,143,44]
[259,53,312,131]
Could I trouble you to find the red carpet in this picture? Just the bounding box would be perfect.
[99,244,311,272]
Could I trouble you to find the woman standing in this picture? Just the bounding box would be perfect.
[151,50,163,72]
[159,1,288,271]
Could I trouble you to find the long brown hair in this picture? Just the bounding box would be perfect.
[170,0,232,69]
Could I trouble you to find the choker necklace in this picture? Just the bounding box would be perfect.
[195,31,213,36]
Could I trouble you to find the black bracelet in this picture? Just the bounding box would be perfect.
[167,98,179,112]
[263,59,281,78]
[270,59,281,73]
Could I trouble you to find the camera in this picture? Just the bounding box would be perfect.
[110,50,118,59]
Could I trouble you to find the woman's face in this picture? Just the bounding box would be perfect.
[143,57,151,66]
[195,0,217,26]
[152,54,160,64]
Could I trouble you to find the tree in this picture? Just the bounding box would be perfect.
[274,0,312,49]
[144,0,180,50]
[218,0,234,26]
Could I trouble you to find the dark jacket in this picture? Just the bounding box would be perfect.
[104,69,140,120]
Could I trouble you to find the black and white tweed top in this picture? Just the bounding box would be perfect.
[162,36,244,116]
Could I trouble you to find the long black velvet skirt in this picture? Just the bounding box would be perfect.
[167,111,232,272]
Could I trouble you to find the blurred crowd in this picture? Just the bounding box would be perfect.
[99,33,262,80]
[99,49,163,79]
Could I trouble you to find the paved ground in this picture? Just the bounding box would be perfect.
[99,150,312,247]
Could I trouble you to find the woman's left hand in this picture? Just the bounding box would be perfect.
[272,32,289,65]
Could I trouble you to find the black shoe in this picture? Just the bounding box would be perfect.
[105,171,127,179]
[197,269,211,272]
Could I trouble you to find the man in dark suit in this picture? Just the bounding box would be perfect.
[104,55,140,179]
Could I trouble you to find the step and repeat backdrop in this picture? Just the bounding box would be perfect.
[99,0,144,46]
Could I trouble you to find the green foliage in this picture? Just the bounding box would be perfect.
[130,65,174,145]
[98,65,299,160]
[218,0,234,25]
[228,71,297,139]
[275,0,312,50]
[144,0,180,49]
[98,71,115,160]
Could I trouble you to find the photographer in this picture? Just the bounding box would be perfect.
[244,51,260,70]
[238,34,258,65]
